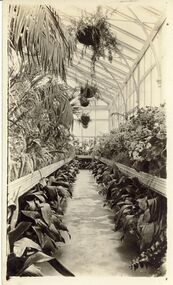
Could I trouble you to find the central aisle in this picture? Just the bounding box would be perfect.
[56,170,153,276]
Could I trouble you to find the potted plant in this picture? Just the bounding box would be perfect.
[74,7,119,70]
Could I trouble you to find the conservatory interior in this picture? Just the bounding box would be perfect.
[7,1,167,278]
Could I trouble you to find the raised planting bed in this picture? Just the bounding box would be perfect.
[76,155,92,169]
[95,156,166,198]
[7,159,80,277]
[90,159,167,275]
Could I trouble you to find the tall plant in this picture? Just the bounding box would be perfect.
[9,4,75,82]
[93,106,166,178]
[8,5,76,181]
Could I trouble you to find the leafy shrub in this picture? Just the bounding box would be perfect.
[93,106,166,178]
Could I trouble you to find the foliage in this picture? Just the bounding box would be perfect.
[8,4,78,182]
[7,160,79,277]
[9,5,75,81]
[71,7,119,71]
[8,74,76,181]
[78,113,91,129]
[74,138,95,155]
[79,82,99,107]
[90,160,167,273]
[80,83,99,99]
[93,106,166,178]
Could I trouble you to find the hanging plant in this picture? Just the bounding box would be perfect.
[79,113,91,128]
[74,7,119,70]
[79,82,99,107]
[80,83,99,99]
[79,96,90,107]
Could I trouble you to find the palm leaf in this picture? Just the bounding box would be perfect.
[9,4,75,80]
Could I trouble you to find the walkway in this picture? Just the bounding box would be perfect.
[56,170,154,276]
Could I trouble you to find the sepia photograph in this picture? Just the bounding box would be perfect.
[2,0,172,283]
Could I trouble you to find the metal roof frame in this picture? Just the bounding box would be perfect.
[67,72,115,101]
[62,5,165,106]
[110,23,145,43]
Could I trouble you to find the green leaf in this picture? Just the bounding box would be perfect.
[9,222,32,245]
[140,222,155,247]
[42,233,57,254]
[20,264,43,276]
[49,223,65,243]
[21,251,53,273]
[123,215,136,229]
[51,215,68,231]
[14,237,41,257]
[32,226,45,247]
[57,186,70,198]
[21,210,41,220]
[49,259,75,276]
[137,197,148,211]
[45,185,58,200]
[40,203,52,226]
[26,200,37,211]
[143,208,151,223]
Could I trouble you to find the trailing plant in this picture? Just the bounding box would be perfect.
[71,7,119,71]
[93,106,166,178]
[90,160,167,274]
[7,160,79,277]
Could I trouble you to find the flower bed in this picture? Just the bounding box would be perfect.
[7,160,79,277]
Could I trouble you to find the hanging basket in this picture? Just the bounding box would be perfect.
[75,8,119,67]
[76,25,100,47]
[80,114,91,127]
[79,95,90,107]
[82,123,88,129]
[80,85,98,99]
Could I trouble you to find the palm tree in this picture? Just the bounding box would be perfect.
[8,4,75,81]
[8,5,76,180]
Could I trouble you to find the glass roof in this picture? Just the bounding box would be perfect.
[56,1,166,104]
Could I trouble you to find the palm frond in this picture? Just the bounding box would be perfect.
[9,5,75,80]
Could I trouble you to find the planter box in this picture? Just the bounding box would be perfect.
[95,156,166,198]
[77,155,92,159]
[8,157,74,203]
